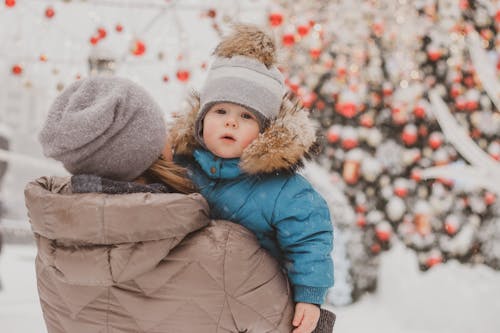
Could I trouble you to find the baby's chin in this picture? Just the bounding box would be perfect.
[212,149,242,159]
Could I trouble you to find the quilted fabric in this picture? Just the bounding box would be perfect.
[25,177,294,333]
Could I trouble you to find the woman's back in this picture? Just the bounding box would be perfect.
[25,176,294,333]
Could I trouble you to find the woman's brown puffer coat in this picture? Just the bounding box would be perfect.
[25,176,294,333]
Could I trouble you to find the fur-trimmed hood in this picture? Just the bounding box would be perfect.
[169,92,318,174]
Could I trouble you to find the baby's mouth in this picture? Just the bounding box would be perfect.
[221,134,236,141]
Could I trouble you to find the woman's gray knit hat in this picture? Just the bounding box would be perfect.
[195,24,285,145]
[39,76,166,181]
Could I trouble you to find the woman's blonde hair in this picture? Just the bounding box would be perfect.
[141,155,197,194]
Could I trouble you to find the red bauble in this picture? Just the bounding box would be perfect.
[162,75,169,83]
[90,35,99,45]
[115,24,124,32]
[282,33,295,47]
[484,192,496,205]
[428,132,443,150]
[356,214,366,228]
[360,113,374,127]
[176,69,190,82]
[97,27,107,39]
[496,10,500,23]
[413,105,426,118]
[45,6,55,19]
[297,24,310,36]
[375,226,391,242]
[326,127,340,143]
[309,48,321,60]
[39,54,47,62]
[301,92,316,109]
[269,12,283,27]
[402,124,418,146]
[426,255,442,268]
[336,102,357,118]
[11,64,22,75]
[5,0,15,7]
[131,40,146,56]
[410,169,422,182]
[372,22,384,37]
[206,8,217,18]
[342,138,358,150]
[427,49,441,61]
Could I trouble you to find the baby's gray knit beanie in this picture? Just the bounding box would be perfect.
[39,76,166,181]
[195,24,285,146]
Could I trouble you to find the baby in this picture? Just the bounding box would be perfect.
[171,24,334,333]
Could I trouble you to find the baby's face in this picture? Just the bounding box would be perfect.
[202,102,260,159]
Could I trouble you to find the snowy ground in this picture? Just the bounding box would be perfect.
[1,242,499,333]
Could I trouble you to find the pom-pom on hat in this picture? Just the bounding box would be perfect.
[195,24,285,146]
[39,76,166,181]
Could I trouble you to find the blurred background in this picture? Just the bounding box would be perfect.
[1,0,500,332]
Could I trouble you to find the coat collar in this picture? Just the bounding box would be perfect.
[193,149,243,179]
[169,92,318,175]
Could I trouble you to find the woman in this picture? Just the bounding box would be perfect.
[25,76,294,333]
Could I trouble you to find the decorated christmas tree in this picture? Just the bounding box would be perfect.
[268,0,500,302]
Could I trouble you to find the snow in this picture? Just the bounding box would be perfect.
[1,241,499,332]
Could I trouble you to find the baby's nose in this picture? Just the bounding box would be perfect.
[225,117,238,128]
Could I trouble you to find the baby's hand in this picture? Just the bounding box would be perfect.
[292,302,320,333]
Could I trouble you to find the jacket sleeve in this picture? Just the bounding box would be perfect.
[272,175,334,305]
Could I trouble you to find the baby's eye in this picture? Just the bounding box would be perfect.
[215,109,226,115]
[241,112,254,119]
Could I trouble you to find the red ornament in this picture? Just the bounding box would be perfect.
[427,49,442,61]
[401,124,418,146]
[282,33,295,47]
[426,254,443,268]
[90,35,99,45]
[326,126,340,143]
[375,224,391,242]
[39,54,47,62]
[97,27,107,39]
[459,0,469,10]
[5,0,15,7]
[269,12,283,27]
[428,132,443,150]
[301,92,316,109]
[342,137,358,150]
[162,75,169,83]
[315,100,325,110]
[370,243,381,254]
[484,192,496,205]
[411,169,422,182]
[206,8,217,18]
[359,113,374,127]
[413,104,426,118]
[131,39,146,56]
[11,64,22,75]
[496,10,500,23]
[372,22,384,37]
[444,222,458,235]
[356,214,366,228]
[297,24,310,36]
[309,47,321,60]
[336,102,357,118]
[45,6,55,19]
[115,24,124,32]
[176,69,190,82]
[382,83,393,96]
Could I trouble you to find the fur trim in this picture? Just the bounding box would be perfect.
[168,91,201,156]
[214,24,277,68]
[170,94,318,175]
